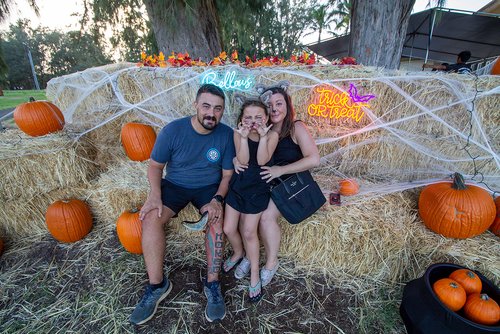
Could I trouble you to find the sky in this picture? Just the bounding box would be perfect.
[0,0,493,43]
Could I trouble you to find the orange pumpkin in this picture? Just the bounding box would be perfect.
[491,57,500,75]
[432,278,467,311]
[463,293,500,326]
[339,178,359,196]
[418,173,496,239]
[45,199,93,243]
[14,97,65,136]
[116,208,143,254]
[449,269,482,295]
[489,197,500,237]
[121,123,157,161]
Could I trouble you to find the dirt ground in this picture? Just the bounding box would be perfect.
[0,229,369,334]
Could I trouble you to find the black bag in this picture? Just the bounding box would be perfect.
[270,170,326,224]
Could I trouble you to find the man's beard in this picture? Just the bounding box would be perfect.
[198,115,218,130]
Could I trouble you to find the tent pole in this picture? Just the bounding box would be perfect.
[424,8,437,63]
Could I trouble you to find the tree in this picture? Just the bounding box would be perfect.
[83,0,311,61]
[307,4,336,43]
[349,0,415,69]
[1,20,112,89]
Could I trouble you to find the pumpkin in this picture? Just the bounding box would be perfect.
[449,269,482,295]
[432,278,467,312]
[45,199,93,243]
[491,57,500,75]
[14,97,65,136]
[489,197,500,237]
[116,208,143,254]
[463,293,500,326]
[121,123,157,161]
[339,178,359,196]
[418,173,496,239]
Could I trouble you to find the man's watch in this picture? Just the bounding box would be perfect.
[212,194,224,204]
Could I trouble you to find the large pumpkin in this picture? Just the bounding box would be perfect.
[339,178,359,196]
[116,209,143,254]
[121,123,157,161]
[432,278,467,312]
[14,97,65,136]
[45,199,93,243]
[491,57,500,75]
[449,269,482,295]
[463,293,500,326]
[489,197,500,237]
[418,173,496,239]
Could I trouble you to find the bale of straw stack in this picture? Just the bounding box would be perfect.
[280,191,500,287]
[0,187,90,239]
[0,129,98,202]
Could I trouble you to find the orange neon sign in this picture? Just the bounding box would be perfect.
[307,85,369,123]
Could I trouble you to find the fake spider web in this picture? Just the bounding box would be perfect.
[38,63,500,204]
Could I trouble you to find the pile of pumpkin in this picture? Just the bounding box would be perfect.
[433,269,500,326]
[2,97,158,256]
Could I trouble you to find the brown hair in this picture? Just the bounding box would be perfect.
[236,99,269,125]
[264,87,295,139]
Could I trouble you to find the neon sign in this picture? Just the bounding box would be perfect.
[201,70,255,91]
[307,84,374,123]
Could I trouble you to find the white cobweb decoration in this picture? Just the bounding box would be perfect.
[40,62,499,204]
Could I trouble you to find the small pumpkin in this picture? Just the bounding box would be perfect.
[121,123,157,161]
[432,278,467,312]
[45,199,93,243]
[489,197,500,237]
[463,293,500,326]
[449,269,482,295]
[418,173,496,239]
[14,97,65,136]
[116,208,143,254]
[339,178,359,196]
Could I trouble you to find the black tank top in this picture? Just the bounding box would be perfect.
[273,135,303,166]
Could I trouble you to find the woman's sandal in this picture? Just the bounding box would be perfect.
[234,257,251,279]
[248,280,263,303]
[222,255,244,273]
[260,261,279,287]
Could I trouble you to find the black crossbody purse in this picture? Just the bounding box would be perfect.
[270,170,326,224]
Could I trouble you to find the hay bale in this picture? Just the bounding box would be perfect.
[0,187,90,239]
[0,129,98,202]
[280,191,500,286]
[88,160,150,226]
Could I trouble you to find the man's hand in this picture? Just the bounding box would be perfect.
[233,156,248,174]
[139,195,163,220]
[200,200,223,225]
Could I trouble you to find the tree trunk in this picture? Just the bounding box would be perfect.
[143,0,222,61]
[349,0,415,69]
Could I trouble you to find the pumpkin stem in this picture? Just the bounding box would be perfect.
[451,172,467,190]
[130,208,139,213]
[480,294,490,301]
[29,96,35,102]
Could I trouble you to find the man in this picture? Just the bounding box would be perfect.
[422,50,472,74]
[130,83,235,325]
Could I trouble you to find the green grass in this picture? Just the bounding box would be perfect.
[0,90,47,110]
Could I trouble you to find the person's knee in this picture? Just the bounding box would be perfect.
[223,221,236,236]
[241,226,258,241]
[141,210,167,231]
